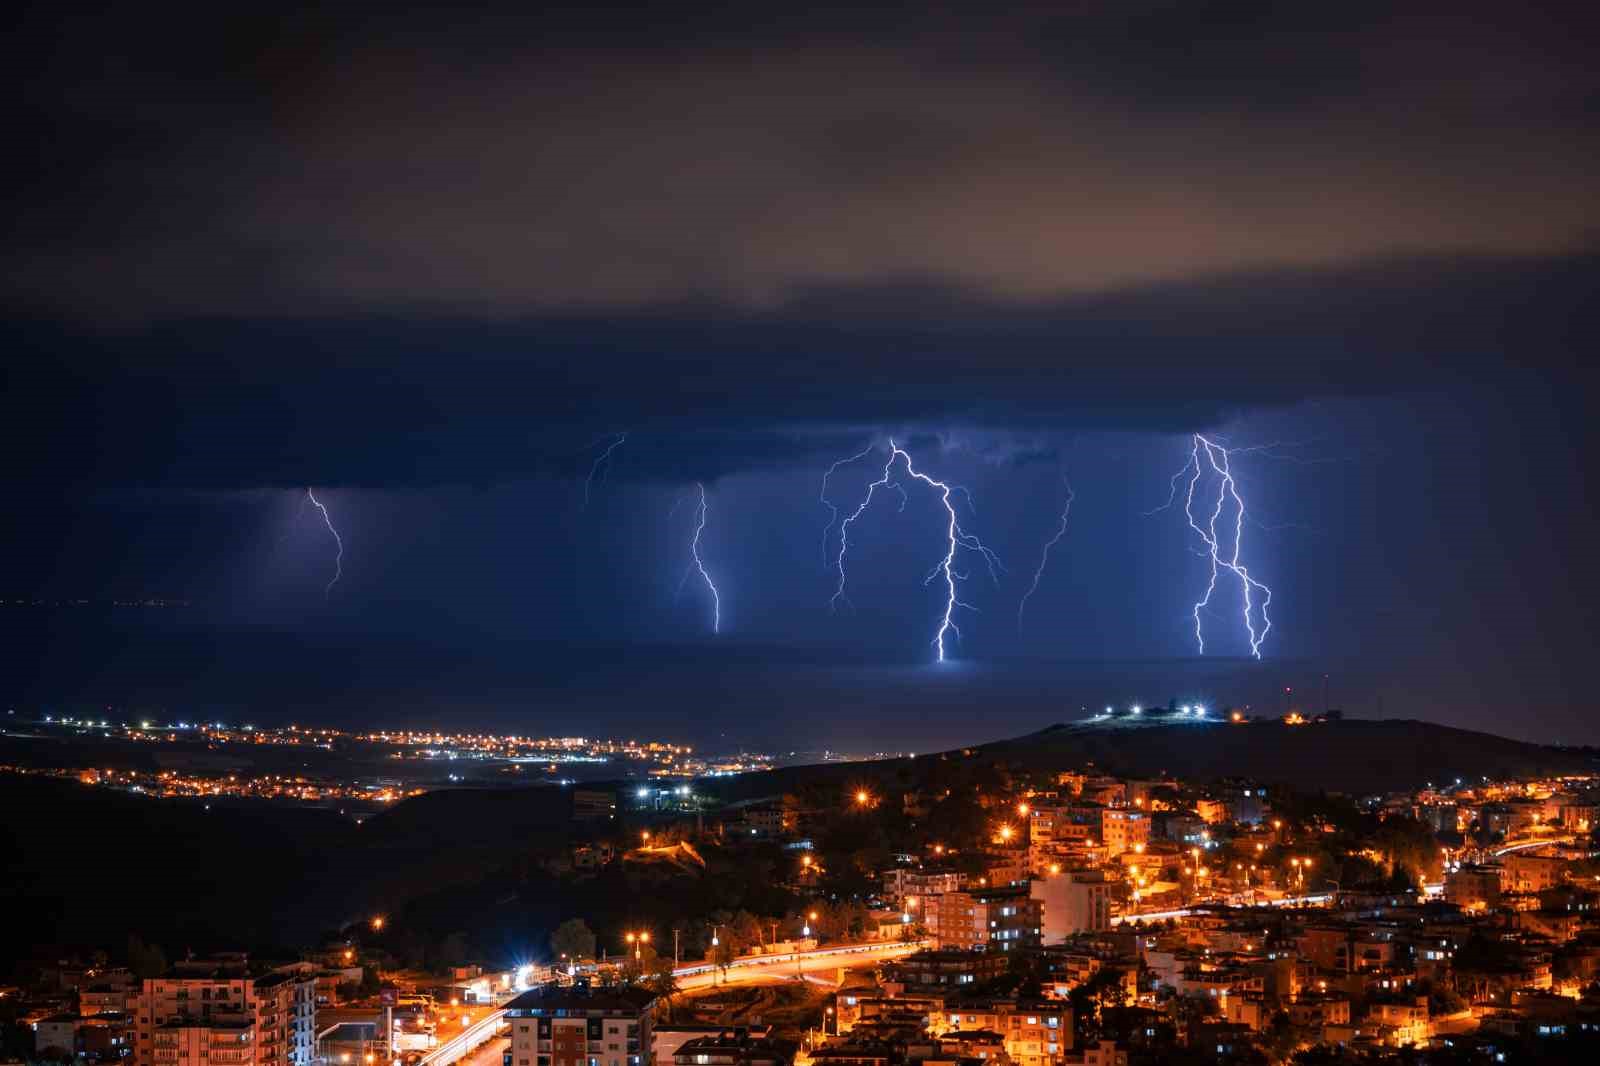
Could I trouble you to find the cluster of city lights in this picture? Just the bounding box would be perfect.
[1086,703,1207,721]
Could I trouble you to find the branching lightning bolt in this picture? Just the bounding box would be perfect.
[1018,476,1074,629]
[583,433,627,508]
[305,488,343,599]
[682,482,720,634]
[819,442,878,569]
[1153,435,1274,658]
[829,440,1003,662]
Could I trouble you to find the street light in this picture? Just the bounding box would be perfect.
[371,916,385,932]
[855,790,871,807]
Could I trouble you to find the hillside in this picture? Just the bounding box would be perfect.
[978,717,1596,793]
[5,715,1589,972]
[697,716,1596,803]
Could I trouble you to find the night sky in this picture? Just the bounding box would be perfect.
[3,2,1596,750]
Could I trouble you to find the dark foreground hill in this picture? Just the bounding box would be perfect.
[3,716,1590,973]
[698,717,1597,803]
[978,717,1596,794]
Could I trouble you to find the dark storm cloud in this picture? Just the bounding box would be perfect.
[4,1,1596,487]
[6,248,1594,488]
[10,3,1597,316]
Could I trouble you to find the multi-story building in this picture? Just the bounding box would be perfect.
[82,982,137,1016]
[924,887,1042,952]
[671,1031,791,1066]
[1444,864,1503,910]
[882,867,966,906]
[1558,799,1598,833]
[504,985,654,1066]
[572,789,617,822]
[1031,871,1111,941]
[887,950,1008,988]
[935,998,1071,1066]
[1502,853,1564,894]
[655,1026,773,1065]
[134,963,313,1066]
[742,806,795,837]
[1099,811,1148,858]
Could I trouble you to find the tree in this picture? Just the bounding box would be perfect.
[127,935,167,979]
[437,933,468,969]
[550,918,597,964]
[710,940,736,982]
[645,959,680,1020]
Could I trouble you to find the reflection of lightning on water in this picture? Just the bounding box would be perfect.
[1150,435,1273,657]
[1018,476,1074,629]
[828,440,1002,663]
[305,488,343,599]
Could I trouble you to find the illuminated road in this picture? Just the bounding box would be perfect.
[455,1037,508,1066]
[1114,891,1335,925]
[417,1009,507,1066]
[1491,835,1574,857]
[1114,880,1452,925]
[673,939,929,990]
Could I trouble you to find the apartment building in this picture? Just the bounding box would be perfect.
[505,985,654,1066]
[882,867,967,906]
[934,999,1071,1066]
[1031,870,1111,941]
[1099,811,1148,859]
[924,887,1042,952]
[135,964,313,1066]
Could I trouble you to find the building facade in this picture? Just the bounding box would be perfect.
[1031,871,1111,941]
[925,887,1042,952]
[505,985,654,1066]
[134,966,313,1066]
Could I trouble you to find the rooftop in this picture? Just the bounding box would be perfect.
[505,984,656,1014]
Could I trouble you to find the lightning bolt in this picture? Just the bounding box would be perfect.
[1153,435,1274,658]
[1017,476,1075,629]
[829,440,1002,662]
[819,442,879,569]
[305,488,343,599]
[677,482,720,633]
[583,433,627,508]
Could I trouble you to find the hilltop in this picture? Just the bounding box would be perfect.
[698,716,1596,803]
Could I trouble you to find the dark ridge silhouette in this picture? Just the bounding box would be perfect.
[695,717,1596,801]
